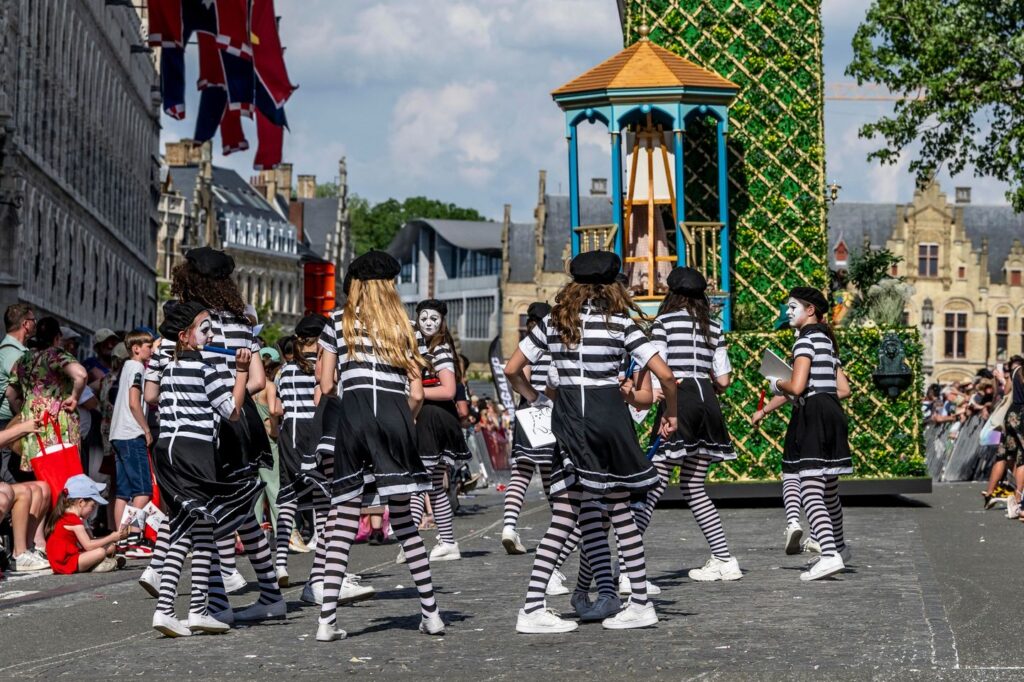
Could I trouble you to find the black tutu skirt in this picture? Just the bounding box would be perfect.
[416,399,470,470]
[511,398,555,467]
[549,386,661,497]
[331,389,431,504]
[277,417,317,506]
[654,377,735,464]
[782,393,853,477]
[215,393,273,483]
[153,436,264,544]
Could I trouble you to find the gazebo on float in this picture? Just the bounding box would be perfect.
[551,24,740,327]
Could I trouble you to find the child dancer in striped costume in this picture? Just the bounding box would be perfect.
[149,302,263,637]
[171,247,284,621]
[646,267,742,582]
[505,250,678,633]
[315,250,443,642]
[405,299,470,562]
[269,314,328,586]
[752,287,852,581]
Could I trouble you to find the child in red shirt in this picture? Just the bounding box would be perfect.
[45,474,128,574]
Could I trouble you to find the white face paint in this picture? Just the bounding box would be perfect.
[188,314,214,349]
[418,308,442,338]
[786,298,811,329]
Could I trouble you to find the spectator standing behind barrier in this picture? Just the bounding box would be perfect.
[6,317,87,471]
[0,304,35,481]
[84,328,120,392]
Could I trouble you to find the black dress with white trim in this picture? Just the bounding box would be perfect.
[781,324,852,477]
[318,313,431,504]
[518,305,661,497]
[510,350,556,468]
[415,330,470,469]
[274,353,318,506]
[152,351,264,544]
[650,310,735,464]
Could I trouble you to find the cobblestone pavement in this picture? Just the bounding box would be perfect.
[0,482,1020,680]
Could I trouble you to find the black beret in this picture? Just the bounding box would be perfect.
[527,302,551,321]
[295,314,328,338]
[185,246,235,280]
[158,300,208,339]
[344,250,401,294]
[570,250,620,285]
[667,267,707,295]
[789,286,829,316]
[416,299,448,317]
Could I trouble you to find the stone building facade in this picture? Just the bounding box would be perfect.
[830,180,1024,384]
[0,1,161,338]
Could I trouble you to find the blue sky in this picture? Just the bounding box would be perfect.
[160,0,1012,222]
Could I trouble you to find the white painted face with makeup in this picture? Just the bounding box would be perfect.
[186,313,214,349]
[418,308,442,338]
[786,297,812,329]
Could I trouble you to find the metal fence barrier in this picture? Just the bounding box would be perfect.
[925,415,1000,482]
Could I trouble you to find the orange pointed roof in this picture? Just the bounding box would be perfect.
[552,37,737,97]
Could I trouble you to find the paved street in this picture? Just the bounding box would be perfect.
[1,482,1021,680]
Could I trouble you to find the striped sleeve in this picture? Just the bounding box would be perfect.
[793,336,815,360]
[650,319,668,362]
[622,318,657,369]
[319,313,339,354]
[432,340,456,374]
[204,365,235,419]
[519,317,549,363]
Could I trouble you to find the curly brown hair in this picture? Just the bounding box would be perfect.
[170,262,246,316]
[550,281,646,347]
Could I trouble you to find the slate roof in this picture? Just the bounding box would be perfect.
[167,165,286,225]
[297,197,339,261]
[388,219,502,259]
[541,195,613,272]
[507,222,535,283]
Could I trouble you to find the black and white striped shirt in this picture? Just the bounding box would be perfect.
[157,352,235,442]
[319,312,410,396]
[275,354,317,421]
[203,310,259,384]
[650,310,728,379]
[519,305,658,388]
[416,331,455,375]
[792,327,840,396]
[529,352,553,393]
[145,340,174,386]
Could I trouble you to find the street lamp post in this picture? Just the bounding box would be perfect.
[921,298,934,380]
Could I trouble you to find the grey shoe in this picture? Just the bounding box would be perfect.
[579,594,622,622]
[570,591,592,618]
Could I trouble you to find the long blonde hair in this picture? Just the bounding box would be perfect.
[342,278,425,373]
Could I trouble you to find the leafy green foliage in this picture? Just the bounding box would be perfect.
[254,299,285,347]
[843,247,903,325]
[349,195,489,255]
[847,0,1024,210]
[315,183,339,198]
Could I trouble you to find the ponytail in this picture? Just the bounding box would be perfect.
[45,490,74,538]
[293,336,317,376]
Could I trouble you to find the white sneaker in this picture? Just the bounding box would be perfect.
[13,551,49,572]
[546,569,570,596]
[501,527,527,555]
[152,611,191,638]
[222,570,247,593]
[188,612,231,634]
[234,598,287,622]
[289,529,312,554]
[338,575,376,605]
[1008,497,1021,519]
[688,556,742,582]
[802,537,821,554]
[618,573,631,595]
[301,581,324,605]
[784,524,804,555]
[429,541,461,562]
[316,622,346,642]
[395,546,406,564]
[516,607,578,634]
[602,599,658,630]
[90,557,118,573]
[645,580,661,596]
[138,565,161,598]
[276,566,289,588]
[419,611,446,635]
[800,552,845,581]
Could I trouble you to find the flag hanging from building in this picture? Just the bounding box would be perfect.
[150,0,294,169]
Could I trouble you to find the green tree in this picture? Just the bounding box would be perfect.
[315,182,339,198]
[254,299,285,347]
[847,1,1024,209]
[349,195,488,255]
[843,247,904,325]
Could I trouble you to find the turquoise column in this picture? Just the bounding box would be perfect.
[674,129,686,267]
[717,120,732,331]
[610,131,623,258]
[568,123,581,255]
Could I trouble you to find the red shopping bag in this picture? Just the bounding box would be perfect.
[144,448,161,542]
[30,412,83,508]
